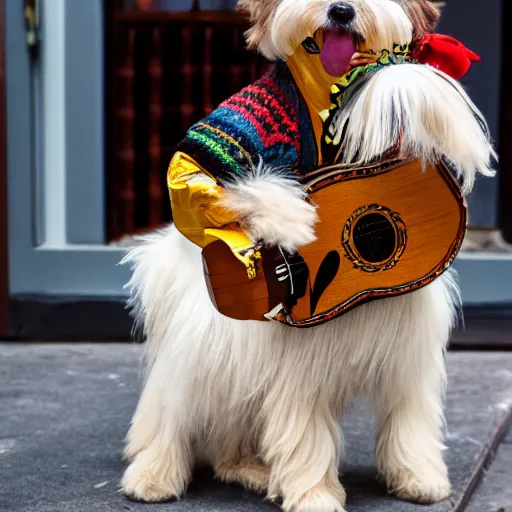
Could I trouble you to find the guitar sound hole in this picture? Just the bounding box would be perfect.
[352,213,396,263]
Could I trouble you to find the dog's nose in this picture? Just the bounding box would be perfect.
[329,2,356,24]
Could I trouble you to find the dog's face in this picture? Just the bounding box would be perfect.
[237,0,439,75]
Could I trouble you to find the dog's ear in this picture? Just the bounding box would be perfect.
[404,0,440,41]
[235,0,277,57]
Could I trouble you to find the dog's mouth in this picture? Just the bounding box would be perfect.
[320,30,358,77]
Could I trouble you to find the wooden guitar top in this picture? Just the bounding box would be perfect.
[202,159,466,328]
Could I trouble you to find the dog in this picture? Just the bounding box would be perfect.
[121,1,495,511]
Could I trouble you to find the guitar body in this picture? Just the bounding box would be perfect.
[202,159,467,327]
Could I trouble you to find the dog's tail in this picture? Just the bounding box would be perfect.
[335,63,496,195]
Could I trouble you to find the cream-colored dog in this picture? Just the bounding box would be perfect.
[121,1,494,510]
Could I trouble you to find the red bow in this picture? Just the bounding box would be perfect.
[412,34,481,80]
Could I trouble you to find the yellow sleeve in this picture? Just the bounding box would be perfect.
[167,151,261,278]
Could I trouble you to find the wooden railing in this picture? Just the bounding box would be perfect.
[104,8,269,242]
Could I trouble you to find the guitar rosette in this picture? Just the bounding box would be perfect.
[342,204,407,273]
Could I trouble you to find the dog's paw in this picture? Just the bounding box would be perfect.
[388,465,451,504]
[122,460,180,503]
[215,457,270,494]
[286,480,347,512]
[220,165,318,253]
[292,486,346,512]
[251,194,316,252]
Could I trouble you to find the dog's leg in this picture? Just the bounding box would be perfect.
[375,380,451,504]
[123,369,163,460]
[122,358,193,502]
[212,433,270,493]
[122,413,193,503]
[121,225,202,501]
[373,274,457,504]
[263,403,345,512]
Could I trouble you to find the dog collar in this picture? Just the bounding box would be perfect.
[319,43,411,162]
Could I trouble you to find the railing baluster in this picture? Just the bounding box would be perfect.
[148,26,163,226]
[114,26,136,238]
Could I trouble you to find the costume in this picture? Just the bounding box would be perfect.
[167,32,479,297]
[122,1,495,503]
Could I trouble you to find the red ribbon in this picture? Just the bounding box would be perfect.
[412,34,481,80]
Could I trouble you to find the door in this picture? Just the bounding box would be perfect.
[0,0,8,336]
[4,0,512,340]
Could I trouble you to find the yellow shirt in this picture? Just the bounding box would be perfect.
[167,151,261,278]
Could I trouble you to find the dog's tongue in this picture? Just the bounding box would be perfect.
[320,30,356,77]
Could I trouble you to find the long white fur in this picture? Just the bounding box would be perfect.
[121,0,491,510]
[335,64,496,194]
[122,225,458,510]
[220,162,319,252]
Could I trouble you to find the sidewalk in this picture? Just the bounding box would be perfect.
[467,426,512,512]
[1,343,511,512]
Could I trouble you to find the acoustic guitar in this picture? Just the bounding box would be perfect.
[202,158,467,328]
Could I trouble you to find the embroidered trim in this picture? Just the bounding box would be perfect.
[319,43,411,162]
[341,204,407,272]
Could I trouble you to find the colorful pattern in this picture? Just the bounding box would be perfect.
[173,43,416,187]
[176,71,304,183]
[320,43,411,162]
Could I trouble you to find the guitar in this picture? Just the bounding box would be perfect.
[202,158,467,328]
